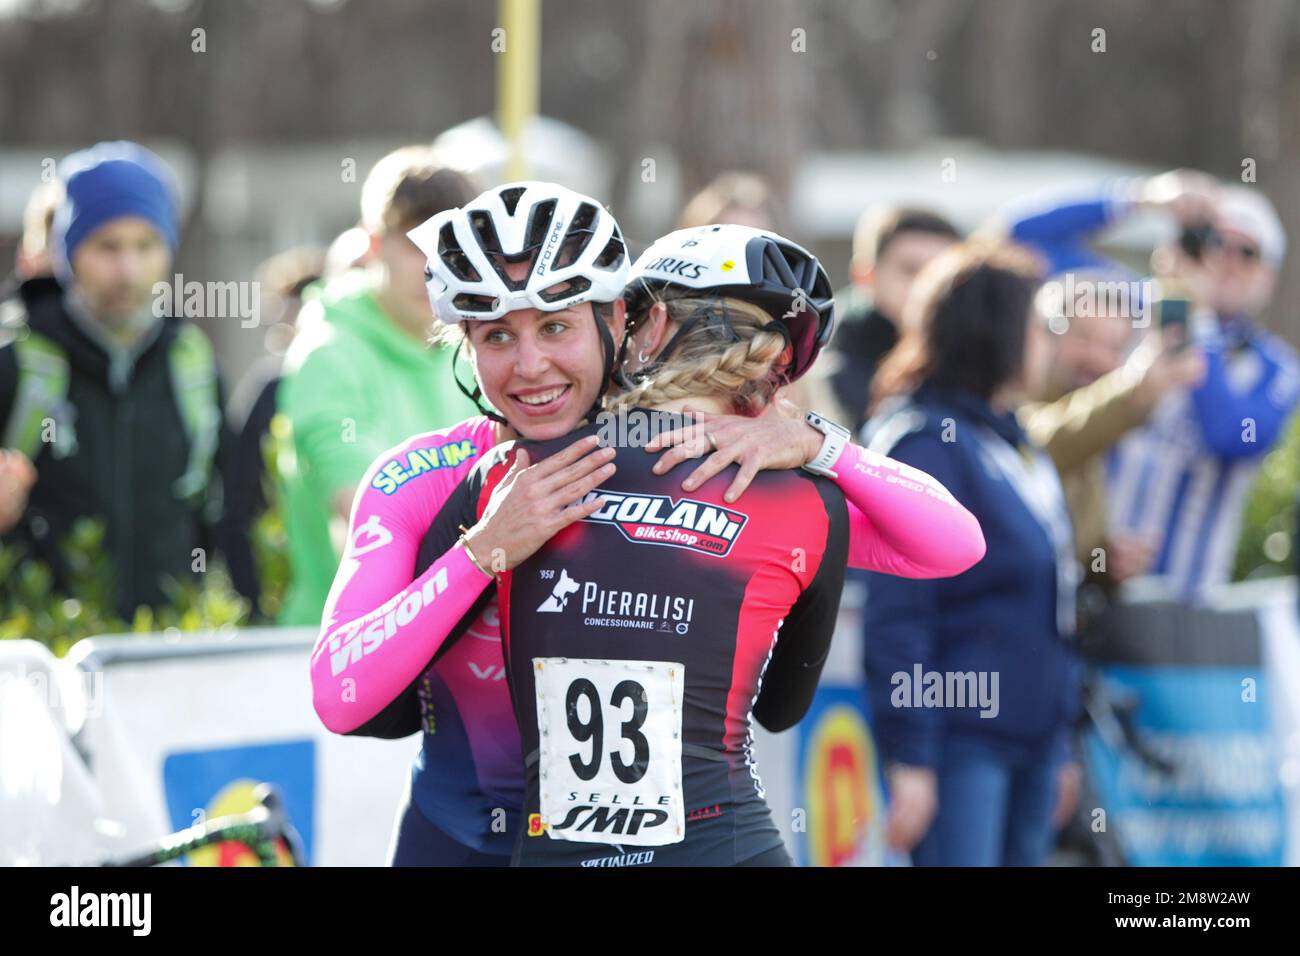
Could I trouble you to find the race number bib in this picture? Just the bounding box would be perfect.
[533,658,685,847]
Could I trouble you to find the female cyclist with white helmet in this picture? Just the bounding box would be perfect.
[312,181,629,867]
[416,297,848,865]
[310,182,985,865]
[391,223,983,864]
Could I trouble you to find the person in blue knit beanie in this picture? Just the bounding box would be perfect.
[0,141,232,620]
[49,140,179,346]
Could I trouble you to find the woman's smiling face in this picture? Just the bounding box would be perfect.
[466,300,623,441]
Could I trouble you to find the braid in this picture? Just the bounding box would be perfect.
[611,298,788,414]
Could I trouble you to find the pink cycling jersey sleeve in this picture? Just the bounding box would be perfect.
[311,417,498,734]
[830,442,986,578]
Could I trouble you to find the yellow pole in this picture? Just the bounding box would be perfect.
[497,0,541,182]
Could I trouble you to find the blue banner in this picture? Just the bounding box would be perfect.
[162,739,316,865]
[1083,596,1286,866]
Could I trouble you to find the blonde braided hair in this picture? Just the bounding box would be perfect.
[611,296,789,415]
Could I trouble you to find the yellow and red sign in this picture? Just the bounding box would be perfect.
[187,780,296,867]
[799,694,885,867]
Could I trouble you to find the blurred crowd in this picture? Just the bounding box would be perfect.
[1,141,1295,866]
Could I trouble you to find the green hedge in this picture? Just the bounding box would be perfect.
[1,432,290,656]
[1232,412,1300,582]
[0,517,247,657]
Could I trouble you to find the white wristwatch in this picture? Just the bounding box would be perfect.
[801,411,852,478]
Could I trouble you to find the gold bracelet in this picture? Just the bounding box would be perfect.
[459,534,494,579]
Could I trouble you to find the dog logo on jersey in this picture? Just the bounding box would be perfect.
[537,568,581,612]
[578,490,748,557]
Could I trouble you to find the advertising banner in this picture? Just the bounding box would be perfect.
[1082,579,1299,866]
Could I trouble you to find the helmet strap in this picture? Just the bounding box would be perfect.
[621,299,731,386]
[584,303,617,424]
[611,309,641,391]
[451,333,509,426]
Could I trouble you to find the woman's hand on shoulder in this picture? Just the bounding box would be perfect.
[463,435,616,572]
[644,396,823,503]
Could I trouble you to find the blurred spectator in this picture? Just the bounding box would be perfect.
[1016,267,1205,599]
[222,245,325,611]
[16,181,63,283]
[828,207,959,431]
[676,171,781,232]
[0,182,66,538]
[1014,275,1204,837]
[1,181,63,322]
[228,246,326,429]
[862,242,1080,867]
[0,449,35,535]
[324,225,373,278]
[274,147,481,626]
[0,141,232,619]
[1009,172,1300,600]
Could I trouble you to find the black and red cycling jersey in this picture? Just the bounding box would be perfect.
[413,409,848,867]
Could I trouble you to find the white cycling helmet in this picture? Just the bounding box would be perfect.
[624,223,835,382]
[407,180,629,322]
[407,181,630,424]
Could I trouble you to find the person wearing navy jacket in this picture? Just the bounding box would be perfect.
[862,242,1080,867]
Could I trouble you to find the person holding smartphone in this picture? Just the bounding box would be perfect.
[1004,171,1298,601]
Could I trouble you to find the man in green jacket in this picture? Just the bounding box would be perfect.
[276,147,480,625]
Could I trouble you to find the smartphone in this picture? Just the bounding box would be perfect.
[1156,294,1191,350]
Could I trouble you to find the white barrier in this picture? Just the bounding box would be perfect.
[0,640,104,866]
[1,630,418,866]
[70,629,420,866]
[7,574,1290,867]
[3,611,884,867]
